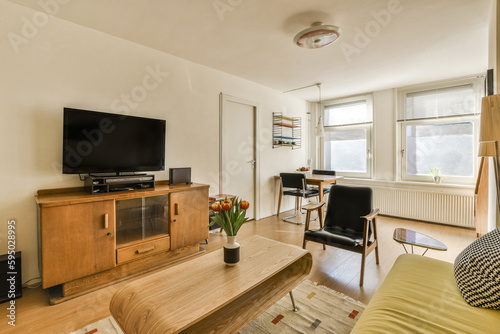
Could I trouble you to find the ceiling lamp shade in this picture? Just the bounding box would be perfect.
[294,22,342,49]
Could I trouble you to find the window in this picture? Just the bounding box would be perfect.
[398,77,484,183]
[322,95,373,178]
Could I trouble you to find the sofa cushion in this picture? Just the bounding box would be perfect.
[351,254,500,334]
[454,228,500,309]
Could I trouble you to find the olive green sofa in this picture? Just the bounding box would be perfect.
[351,254,500,333]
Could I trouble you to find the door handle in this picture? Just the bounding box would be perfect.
[248,159,256,168]
[104,213,109,229]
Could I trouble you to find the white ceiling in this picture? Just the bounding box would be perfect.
[8,0,493,101]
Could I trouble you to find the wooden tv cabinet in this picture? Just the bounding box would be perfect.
[35,181,209,304]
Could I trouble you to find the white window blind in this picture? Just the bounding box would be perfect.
[402,84,476,121]
[325,100,372,126]
[325,128,368,173]
[398,76,484,184]
[322,95,373,178]
[405,122,474,177]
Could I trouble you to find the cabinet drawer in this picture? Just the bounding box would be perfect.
[117,236,170,264]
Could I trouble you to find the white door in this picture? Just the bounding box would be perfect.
[220,94,258,220]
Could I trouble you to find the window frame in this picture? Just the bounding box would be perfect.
[397,76,484,185]
[400,116,479,184]
[321,94,373,179]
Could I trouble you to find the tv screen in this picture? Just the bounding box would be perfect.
[63,108,166,174]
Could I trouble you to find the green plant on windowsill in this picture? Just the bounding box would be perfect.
[430,167,442,184]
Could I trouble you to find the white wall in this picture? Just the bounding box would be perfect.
[490,0,498,90]
[0,2,309,282]
[489,0,500,229]
[373,89,396,181]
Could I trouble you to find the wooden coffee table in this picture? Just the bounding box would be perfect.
[393,228,447,255]
[110,235,312,333]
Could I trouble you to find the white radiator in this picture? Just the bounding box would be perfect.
[372,187,475,228]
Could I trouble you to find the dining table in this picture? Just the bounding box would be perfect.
[275,173,343,216]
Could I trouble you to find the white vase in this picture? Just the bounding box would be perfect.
[433,175,442,184]
[224,235,240,266]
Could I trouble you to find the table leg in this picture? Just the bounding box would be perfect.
[318,184,325,218]
[289,291,298,312]
[277,182,282,216]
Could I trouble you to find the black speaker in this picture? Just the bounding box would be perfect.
[169,167,192,185]
[487,68,494,96]
[0,252,22,304]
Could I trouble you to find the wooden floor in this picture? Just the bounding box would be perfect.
[2,212,476,333]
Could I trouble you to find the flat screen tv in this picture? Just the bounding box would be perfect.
[63,108,166,175]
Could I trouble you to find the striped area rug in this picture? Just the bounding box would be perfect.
[71,280,365,334]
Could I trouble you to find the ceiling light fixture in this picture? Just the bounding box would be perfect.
[294,22,342,49]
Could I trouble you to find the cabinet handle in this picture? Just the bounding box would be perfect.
[136,246,155,254]
[104,213,109,229]
[175,203,179,215]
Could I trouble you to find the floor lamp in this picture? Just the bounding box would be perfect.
[478,141,500,209]
[477,95,500,232]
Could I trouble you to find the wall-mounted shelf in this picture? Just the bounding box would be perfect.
[273,112,301,149]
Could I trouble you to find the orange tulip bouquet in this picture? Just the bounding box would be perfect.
[209,197,250,265]
[209,197,250,236]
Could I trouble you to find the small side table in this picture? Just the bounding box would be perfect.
[393,228,447,256]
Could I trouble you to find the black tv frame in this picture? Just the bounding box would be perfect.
[62,108,166,175]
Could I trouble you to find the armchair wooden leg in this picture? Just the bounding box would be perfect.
[359,255,366,286]
[302,202,326,250]
[360,228,368,286]
[373,218,380,264]
[360,252,366,286]
[318,206,326,250]
[302,210,312,249]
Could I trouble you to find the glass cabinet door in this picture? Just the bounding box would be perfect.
[116,195,169,246]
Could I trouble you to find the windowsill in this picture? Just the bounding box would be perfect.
[338,177,475,194]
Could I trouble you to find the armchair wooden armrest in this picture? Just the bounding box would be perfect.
[304,201,326,231]
[361,208,380,221]
[303,201,325,212]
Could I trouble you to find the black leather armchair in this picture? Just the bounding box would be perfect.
[302,185,380,286]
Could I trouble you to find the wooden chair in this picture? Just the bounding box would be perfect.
[311,169,336,175]
[302,185,380,286]
[279,173,320,224]
[302,169,336,213]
